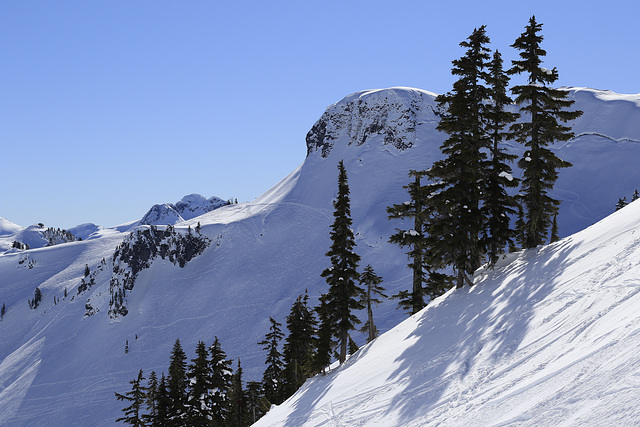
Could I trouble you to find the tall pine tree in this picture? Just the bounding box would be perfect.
[166,338,189,424]
[283,292,317,398]
[245,381,267,425]
[358,265,386,343]
[388,170,449,313]
[508,16,583,248]
[428,26,492,288]
[311,295,334,375]
[320,160,363,364]
[142,371,159,426]
[228,359,247,427]
[482,49,520,266]
[186,341,213,426]
[209,336,233,424]
[258,317,285,405]
[115,369,146,427]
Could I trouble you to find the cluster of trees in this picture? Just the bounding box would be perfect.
[115,16,583,424]
[115,337,261,426]
[616,189,639,211]
[28,287,42,309]
[387,17,582,311]
[11,240,29,250]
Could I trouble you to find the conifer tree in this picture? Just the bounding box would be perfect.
[632,190,640,202]
[311,296,334,375]
[258,317,285,405]
[428,26,492,288]
[483,49,520,266]
[229,359,246,427]
[115,369,146,426]
[209,336,233,424]
[155,374,171,427]
[186,341,213,426]
[245,381,266,424]
[142,371,159,426]
[388,171,429,313]
[508,16,583,248]
[320,160,363,364]
[283,292,317,398]
[166,338,189,424]
[616,197,628,211]
[358,265,386,343]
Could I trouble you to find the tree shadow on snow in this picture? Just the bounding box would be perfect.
[383,239,576,424]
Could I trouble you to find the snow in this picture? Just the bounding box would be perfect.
[256,199,640,426]
[498,171,514,181]
[1,86,640,425]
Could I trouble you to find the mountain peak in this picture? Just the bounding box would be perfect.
[306,87,440,158]
[139,194,228,226]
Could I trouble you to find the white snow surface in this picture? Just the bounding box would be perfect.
[256,199,640,426]
[1,86,640,426]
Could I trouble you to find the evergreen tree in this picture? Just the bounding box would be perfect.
[142,371,159,426]
[228,359,246,427]
[209,336,233,424]
[115,369,146,426]
[508,16,583,248]
[616,197,628,211]
[283,292,317,398]
[155,374,171,427]
[483,49,521,266]
[258,317,285,405]
[166,338,189,424]
[245,381,266,425]
[428,26,492,288]
[632,190,640,202]
[388,170,445,314]
[320,160,363,364]
[311,296,334,375]
[186,341,213,426]
[358,265,386,343]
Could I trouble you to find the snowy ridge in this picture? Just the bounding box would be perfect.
[256,199,640,426]
[139,194,228,226]
[1,86,640,425]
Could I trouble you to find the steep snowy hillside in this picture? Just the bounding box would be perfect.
[256,199,640,426]
[0,86,639,426]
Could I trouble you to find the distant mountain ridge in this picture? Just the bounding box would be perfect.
[0,194,229,253]
[139,194,229,226]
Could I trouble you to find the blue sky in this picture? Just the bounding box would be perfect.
[1,1,638,229]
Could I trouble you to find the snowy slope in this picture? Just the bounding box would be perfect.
[0,86,639,426]
[255,199,640,427]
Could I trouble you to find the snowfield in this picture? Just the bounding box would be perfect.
[256,199,640,426]
[1,86,639,426]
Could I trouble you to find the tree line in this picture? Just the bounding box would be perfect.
[115,16,583,425]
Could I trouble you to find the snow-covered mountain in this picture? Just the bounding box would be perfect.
[0,86,639,426]
[139,194,229,226]
[256,198,640,426]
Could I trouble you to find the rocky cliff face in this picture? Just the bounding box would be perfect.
[306,87,441,157]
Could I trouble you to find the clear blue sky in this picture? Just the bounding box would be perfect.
[1,1,637,229]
